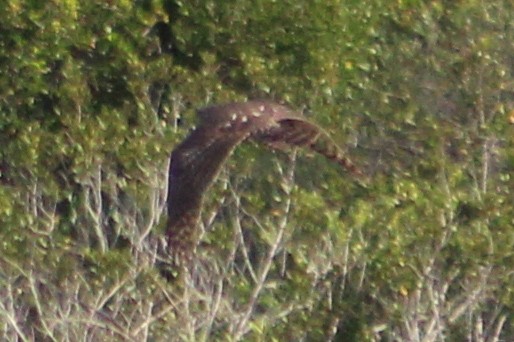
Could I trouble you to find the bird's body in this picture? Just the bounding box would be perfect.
[166,100,360,264]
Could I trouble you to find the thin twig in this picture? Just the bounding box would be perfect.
[232,151,297,341]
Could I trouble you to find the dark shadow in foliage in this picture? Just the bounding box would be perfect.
[144,20,203,71]
[146,0,255,92]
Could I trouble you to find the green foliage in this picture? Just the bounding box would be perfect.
[0,0,513,340]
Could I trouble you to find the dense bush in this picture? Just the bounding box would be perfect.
[1,0,513,340]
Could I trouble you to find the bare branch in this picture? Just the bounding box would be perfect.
[232,151,297,341]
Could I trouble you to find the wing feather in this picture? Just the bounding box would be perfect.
[166,126,248,262]
[165,101,362,265]
[253,118,362,176]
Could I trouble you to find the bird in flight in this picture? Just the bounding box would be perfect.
[166,100,361,264]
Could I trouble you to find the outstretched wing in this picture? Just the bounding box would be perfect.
[166,125,249,262]
[166,101,286,262]
[252,118,362,176]
[165,100,361,264]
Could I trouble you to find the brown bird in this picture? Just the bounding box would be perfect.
[166,100,361,264]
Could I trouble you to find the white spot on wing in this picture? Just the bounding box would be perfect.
[241,116,248,123]
[259,105,265,112]
[252,111,262,117]
[231,113,237,121]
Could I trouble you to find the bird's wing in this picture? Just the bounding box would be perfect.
[166,125,248,261]
[165,100,362,264]
[253,118,362,176]
[166,101,278,261]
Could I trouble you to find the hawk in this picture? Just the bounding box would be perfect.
[166,100,361,264]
